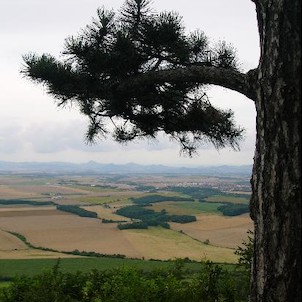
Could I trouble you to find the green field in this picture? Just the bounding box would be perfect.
[149,200,224,215]
[206,195,249,204]
[0,257,239,281]
[75,195,133,204]
[174,201,224,214]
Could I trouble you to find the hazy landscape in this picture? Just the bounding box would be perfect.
[0,162,252,265]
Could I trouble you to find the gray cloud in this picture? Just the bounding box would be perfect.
[0,0,258,165]
[0,124,24,153]
[0,118,255,157]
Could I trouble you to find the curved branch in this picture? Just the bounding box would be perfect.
[118,66,257,101]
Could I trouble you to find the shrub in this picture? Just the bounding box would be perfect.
[217,203,249,216]
[57,205,98,218]
[235,230,254,272]
[0,260,250,302]
[169,215,196,223]
[130,195,194,205]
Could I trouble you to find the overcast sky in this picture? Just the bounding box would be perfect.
[0,0,259,166]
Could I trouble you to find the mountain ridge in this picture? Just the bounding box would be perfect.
[0,160,252,176]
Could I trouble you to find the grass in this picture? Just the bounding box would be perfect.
[149,201,224,215]
[0,257,239,281]
[0,282,11,289]
[206,195,250,204]
[76,195,134,205]
[175,201,224,214]
[0,258,149,278]
[70,185,119,193]
[0,258,184,279]
[73,190,153,205]
[75,196,117,204]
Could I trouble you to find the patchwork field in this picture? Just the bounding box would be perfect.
[0,209,242,262]
[0,173,253,264]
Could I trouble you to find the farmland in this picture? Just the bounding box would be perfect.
[0,171,253,269]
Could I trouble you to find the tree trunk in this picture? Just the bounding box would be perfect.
[250,0,301,301]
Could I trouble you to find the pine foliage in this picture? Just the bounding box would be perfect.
[22,0,243,155]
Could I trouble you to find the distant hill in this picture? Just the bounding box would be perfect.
[0,160,252,176]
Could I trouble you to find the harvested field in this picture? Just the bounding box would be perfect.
[0,213,142,259]
[0,185,40,199]
[123,227,238,263]
[0,209,240,263]
[5,184,93,196]
[170,213,253,249]
[0,229,77,259]
[0,229,27,250]
[0,207,70,217]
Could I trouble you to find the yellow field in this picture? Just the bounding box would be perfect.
[170,214,253,249]
[0,207,246,263]
[123,227,238,263]
[0,228,80,259]
[0,229,27,250]
[0,211,140,257]
[0,206,68,217]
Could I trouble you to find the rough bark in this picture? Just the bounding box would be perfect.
[250,0,301,301]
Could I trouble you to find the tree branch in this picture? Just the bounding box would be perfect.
[117,66,257,101]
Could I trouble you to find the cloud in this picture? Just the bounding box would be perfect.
[23,120,181,154]
[0,117,255,163]
[0,119,173,155]
[0,0,258,166]
[0,124,24,153]
[0,117,255,166]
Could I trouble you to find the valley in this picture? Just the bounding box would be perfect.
[0,170,253,264]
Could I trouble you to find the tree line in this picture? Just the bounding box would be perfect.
[116,205,196,230]
[56,205,98,218]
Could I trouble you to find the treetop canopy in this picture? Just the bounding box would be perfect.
[22,0,244,155]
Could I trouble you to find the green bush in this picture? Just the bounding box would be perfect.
[0,199,54,206]
[169,215,196,223]
[0,260,249,302]
[234,230,254,272]
[115,205,196,229]
[118,222,149,230]
[57,205,98,218]
[217,203,249,216]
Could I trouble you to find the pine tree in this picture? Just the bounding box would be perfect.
[22,1,301,301]
[22,0,243,155]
